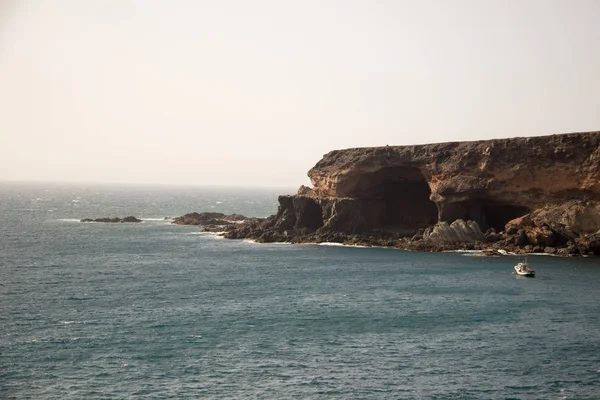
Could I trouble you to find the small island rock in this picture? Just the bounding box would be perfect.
[80,216,142,223]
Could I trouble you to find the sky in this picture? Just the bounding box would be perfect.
[0,0,599,187]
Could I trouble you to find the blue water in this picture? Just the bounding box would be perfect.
[1,183,600,399]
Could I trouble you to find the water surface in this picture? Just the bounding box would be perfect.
[1,183,599,399]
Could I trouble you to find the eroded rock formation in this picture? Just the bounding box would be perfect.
[306,132,600,232]
[220,131,600,255]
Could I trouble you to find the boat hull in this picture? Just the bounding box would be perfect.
[515,272,535,277]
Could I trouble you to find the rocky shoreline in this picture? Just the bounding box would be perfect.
[172,199,599,257]
[80,132,600,257]
[175,131,600,257]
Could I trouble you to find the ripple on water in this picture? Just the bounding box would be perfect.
[2,185,600,399]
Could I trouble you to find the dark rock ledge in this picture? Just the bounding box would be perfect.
[80,216,142,223]
[172,212,250,226]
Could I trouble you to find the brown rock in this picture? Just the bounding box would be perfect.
[223,131,600,256]
[309,131,600,232]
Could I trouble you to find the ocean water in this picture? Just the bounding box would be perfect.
[1,183,600,399]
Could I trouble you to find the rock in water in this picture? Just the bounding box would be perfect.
[80,216,142,223]
[171,212,249,226]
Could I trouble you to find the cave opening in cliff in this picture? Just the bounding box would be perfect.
[441,201,530,232]
[481,204,530,232]
[297,199,324,231]
[349,166,438,235]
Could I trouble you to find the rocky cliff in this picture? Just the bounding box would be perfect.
[224,131,600,255]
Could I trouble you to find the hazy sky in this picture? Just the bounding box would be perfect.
[1,1,599,187]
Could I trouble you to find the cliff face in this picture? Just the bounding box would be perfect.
[223,131,600,255]
[306,132,600,233]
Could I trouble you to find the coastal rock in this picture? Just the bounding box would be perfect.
[224,131,600,255]
[80,216,142,223]
[172,212,248,226]
[297,185,313,196]
[500,200,600,253]
[308,132,600,231]
[422,220,485,245]
[575,232,600,255]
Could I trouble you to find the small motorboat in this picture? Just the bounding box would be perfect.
[514,261,535,277]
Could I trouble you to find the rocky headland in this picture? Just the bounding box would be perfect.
[179,131,600,256]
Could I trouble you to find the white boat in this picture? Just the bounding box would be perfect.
[514,261,535,277]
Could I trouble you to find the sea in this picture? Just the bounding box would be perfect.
[1,182,599,399]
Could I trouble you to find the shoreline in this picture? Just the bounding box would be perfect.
[74,212,597,258]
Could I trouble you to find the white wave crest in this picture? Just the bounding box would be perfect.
[318,242,370,248]
[443,249,484,253]
[524,252,558,257]
[242,240,294,245]
[189,231,226,238]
